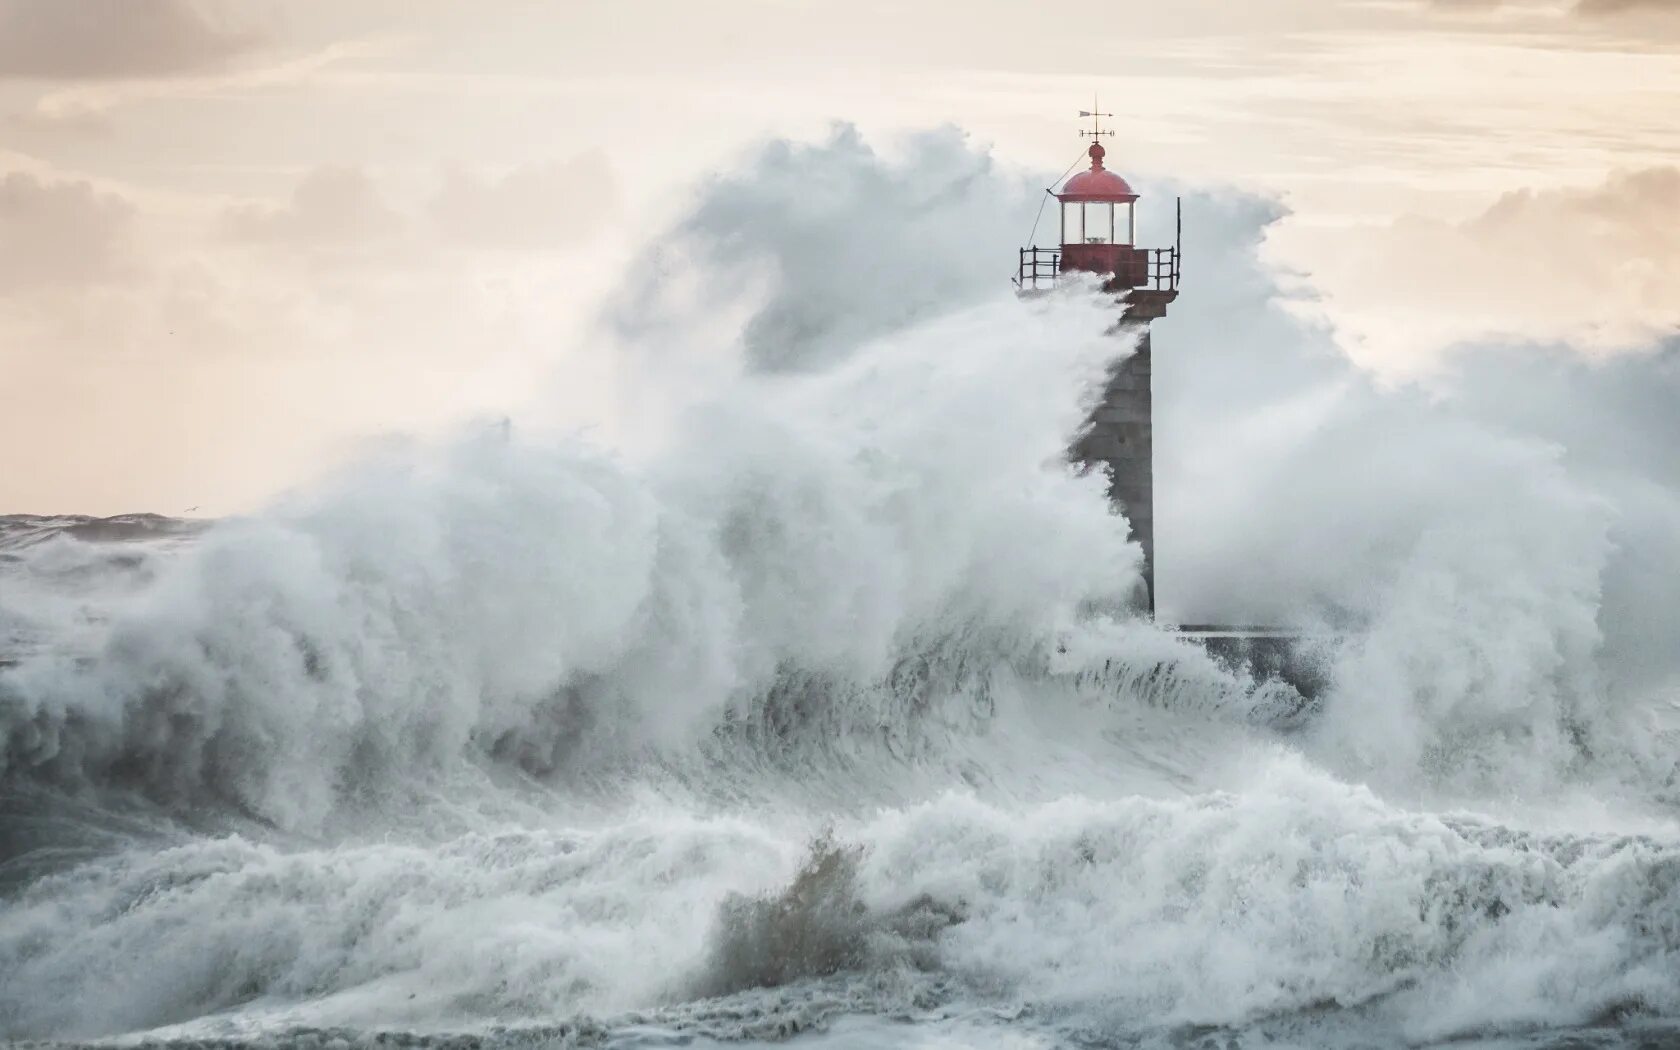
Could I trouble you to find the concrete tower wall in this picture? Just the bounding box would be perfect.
[1073,326,1155,613]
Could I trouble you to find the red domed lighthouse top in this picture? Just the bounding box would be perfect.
[1059,142,1137,202]
[1015,105,1179,299]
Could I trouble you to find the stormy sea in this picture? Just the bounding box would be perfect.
[3,131,1679,1049]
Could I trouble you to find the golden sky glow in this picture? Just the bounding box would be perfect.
[1,0,1677,513]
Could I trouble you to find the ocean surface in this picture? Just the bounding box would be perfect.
[3,144,1680,1047]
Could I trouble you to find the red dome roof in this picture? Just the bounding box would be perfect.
[1059,143,1137,202]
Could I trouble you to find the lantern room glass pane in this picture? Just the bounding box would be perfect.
[1083,202,1114,244]
[1116,202,1135,245]
[1061,201,1083,246]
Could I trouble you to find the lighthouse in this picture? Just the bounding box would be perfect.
[1018,110,1181,616]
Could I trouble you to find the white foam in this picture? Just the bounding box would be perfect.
[3,127,1679,1048]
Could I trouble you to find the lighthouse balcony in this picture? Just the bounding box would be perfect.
[1015,244,1180,295]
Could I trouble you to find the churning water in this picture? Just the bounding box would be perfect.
[2,129,1679,1049]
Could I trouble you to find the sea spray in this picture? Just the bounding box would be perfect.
[2,128,1679,1049]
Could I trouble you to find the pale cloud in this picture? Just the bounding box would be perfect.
[0,0,262,81]
[0,158,619,514]
[222,166,404,246]
[428,153,619,250]
[1430,0,1680,17]
[22,36,395,127]
[1286,166,1680,369]
[1576,0,1680,12]
[0,170,135,290]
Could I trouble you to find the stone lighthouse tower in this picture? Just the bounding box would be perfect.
[1018,111,1181,615]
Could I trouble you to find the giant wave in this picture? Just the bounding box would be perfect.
[2,127,1678,1049]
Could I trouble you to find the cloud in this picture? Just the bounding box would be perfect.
[222,166,404,246]
[1291,166,1680,367]
[0,155,616,514]
[1574,0,1680,12]
[428,153,620,250]
[0,0,262,81]
[0,170,135,291]
[1430,0,1679,16]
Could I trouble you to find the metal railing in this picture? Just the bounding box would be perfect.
[1014,246,1179,293]
[1017,246,1062,290]
[1147,246,1180,290]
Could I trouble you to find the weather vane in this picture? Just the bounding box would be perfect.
[1078,97,1115,141]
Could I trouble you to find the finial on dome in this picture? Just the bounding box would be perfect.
[1088,141,1106,170]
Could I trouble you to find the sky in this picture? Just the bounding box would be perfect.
[0,0,1677,514]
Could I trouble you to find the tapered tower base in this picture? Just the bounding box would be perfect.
[1074,329,1154,612]
[1072,290,1175,615]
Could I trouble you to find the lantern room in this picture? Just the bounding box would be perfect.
[1059,142,1138,272]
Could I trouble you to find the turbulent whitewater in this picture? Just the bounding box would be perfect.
[3,129,1679,1049]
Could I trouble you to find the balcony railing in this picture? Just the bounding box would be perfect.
[1017,246,1061,288]
[1148,245,1179,289]
[1015,245,1180,294]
